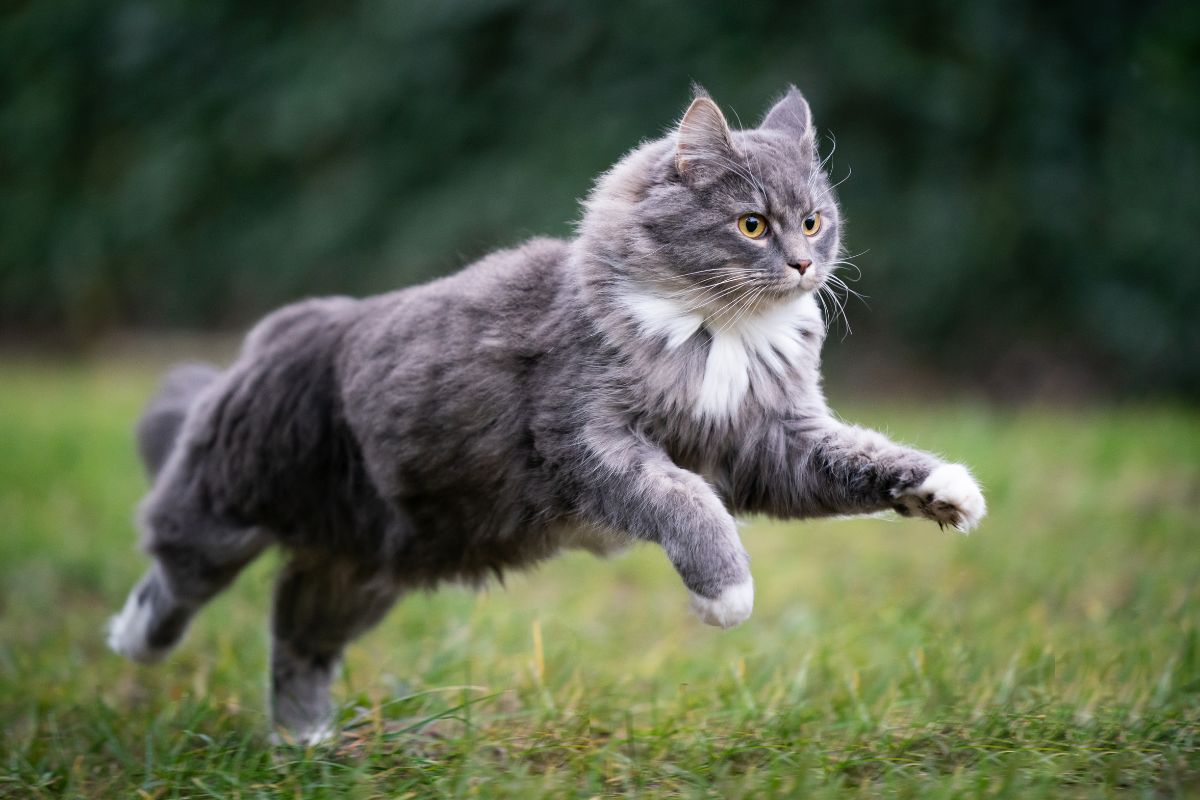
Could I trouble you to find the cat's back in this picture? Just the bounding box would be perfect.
[351,236,572,348]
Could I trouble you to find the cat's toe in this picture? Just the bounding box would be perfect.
[690,578,754,629]
[909,463,986,532]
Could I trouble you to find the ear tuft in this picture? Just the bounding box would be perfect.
[761,85,815,146]
[675,95,734,183]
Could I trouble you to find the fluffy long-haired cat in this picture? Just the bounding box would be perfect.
[108,86,985,744]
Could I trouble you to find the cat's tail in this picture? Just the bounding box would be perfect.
[135,362,221,479]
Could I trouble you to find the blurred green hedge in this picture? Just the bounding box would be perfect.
[1,1,1198,395]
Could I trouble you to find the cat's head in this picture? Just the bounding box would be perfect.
[579,86,843,323]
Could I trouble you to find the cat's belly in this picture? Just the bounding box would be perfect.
[546,519,631,557]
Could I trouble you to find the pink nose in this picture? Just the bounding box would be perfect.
[790,259,812,275]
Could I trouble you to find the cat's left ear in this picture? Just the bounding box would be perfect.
[761,85,816,152]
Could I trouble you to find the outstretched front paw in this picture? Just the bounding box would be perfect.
[690,578,754,629]
[894,464,986,533]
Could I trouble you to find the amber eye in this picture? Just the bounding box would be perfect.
[802,212,822,236]
[737,213,769,239]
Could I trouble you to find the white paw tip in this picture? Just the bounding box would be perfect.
[908,463,987,533]
[106,593,166,664]
[271,724,339,747]
[690,579,754,629]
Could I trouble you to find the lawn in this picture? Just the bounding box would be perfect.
[0,358,1197,798]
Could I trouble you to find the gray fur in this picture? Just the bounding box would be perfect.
[108,86,984,741]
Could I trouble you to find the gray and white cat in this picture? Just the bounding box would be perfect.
[108,86,985,744]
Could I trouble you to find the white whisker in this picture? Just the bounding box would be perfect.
[812,165,852,208]
[719,283,769,333]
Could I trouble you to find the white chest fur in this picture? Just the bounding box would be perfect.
[620,289,822,420]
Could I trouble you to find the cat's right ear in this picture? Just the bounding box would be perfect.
[761,85,816,153]
[675,95,735,185]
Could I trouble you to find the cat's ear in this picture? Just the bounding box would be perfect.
[675,92,735,184]
[761,85,816,150]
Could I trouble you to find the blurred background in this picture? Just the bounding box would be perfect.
[1,0,1198,396]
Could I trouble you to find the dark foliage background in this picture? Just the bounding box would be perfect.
[2,0,1198,395]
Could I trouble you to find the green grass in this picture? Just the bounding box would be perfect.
[0,358,1198,798]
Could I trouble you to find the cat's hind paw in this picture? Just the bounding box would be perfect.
[690,579,754,629]
[270,723,340,748]
[894,463,986,533]
[107,588,169,664]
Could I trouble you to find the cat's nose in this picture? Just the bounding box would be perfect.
[789,259,812,275]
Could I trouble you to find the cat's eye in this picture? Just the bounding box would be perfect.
[737,213,769,239]
[802,212,822,236]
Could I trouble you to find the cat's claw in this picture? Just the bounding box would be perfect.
[895,463,986,533]
[690,579,754,628]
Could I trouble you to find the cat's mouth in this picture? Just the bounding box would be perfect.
[800,269,824,291]
[786,264,824,294]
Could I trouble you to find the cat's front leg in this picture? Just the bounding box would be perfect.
[815,422,987,532]
[813,422,987,531]
[574,435,754,628]
[728,418,985,531]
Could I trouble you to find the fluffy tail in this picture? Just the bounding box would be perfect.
[136,362,220,479]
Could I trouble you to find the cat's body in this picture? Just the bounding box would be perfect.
[108,87,985,744]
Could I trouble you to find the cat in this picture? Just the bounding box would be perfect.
[107,86,985,744]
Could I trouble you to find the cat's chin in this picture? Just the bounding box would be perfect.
[759,283,811,303]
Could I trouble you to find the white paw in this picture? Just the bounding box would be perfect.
[270,723,340,748]
[690,578,754,629]
[896,463,986,533]
[106,591,166,664]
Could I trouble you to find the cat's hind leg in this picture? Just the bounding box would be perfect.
[269,555,401,745]
[107,490,270,664]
